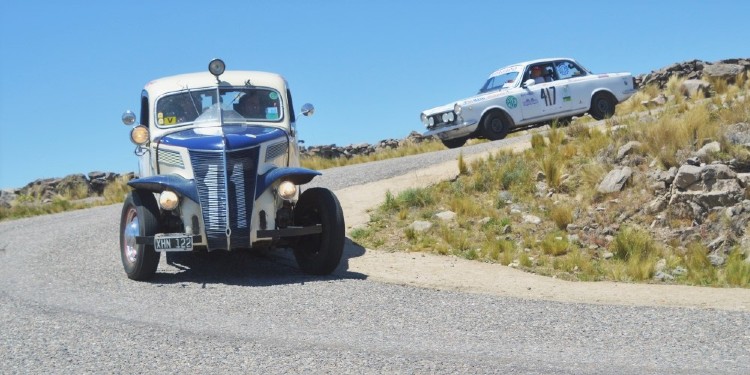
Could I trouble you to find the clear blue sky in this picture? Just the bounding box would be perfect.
[1,0,748,189]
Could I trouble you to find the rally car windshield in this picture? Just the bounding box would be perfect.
[478,65,522,94]
[156,88,283,127]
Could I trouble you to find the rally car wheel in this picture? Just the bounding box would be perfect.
[120,190,161,281]
[481,111,510,141]
[292,188,345,275]
[441,137,467,149]
[589,92,616,120]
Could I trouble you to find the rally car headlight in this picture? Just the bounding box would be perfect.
[421,113,428,126]
[130,125,149,145]
[454,103,462,115]
[159,190,179,211]
[277,180,297,200]
[428,117,435,127]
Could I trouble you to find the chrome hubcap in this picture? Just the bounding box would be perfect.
[123,208,140,264]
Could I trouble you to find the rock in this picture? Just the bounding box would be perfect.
[673,165,703,189]
[708,252,725,267]
[616,141,642,162]
[433,211,457,222]
[0,189,16,208]
[409,221,433,232]
[522,214,542,225]
[694,142,721,162]
[702,164,735,180]
[680,79,711,97]
[646,196,668,214]
[703,63,745,83]
[597,167,633,193]
[672,266,687,276]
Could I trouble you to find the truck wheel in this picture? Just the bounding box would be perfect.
[589,92,616,120]
[120,190,161,280]
[292,187,345,275]
[481,112,509,140]
[441,137,467,149]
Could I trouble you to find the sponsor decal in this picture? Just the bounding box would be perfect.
[506,96,518,109]
[269,92,279,100]
[522,94,539,106]
[557,63,569,76]
[563,96,571,102]
[490,65,522,77]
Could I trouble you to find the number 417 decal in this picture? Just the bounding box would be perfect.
[540,87,556,106]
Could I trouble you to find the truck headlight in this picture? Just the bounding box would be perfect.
[159,190,179,211]
[130,125,149,145]
[277,180,297,200]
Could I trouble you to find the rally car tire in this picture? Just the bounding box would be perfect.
[441,137,467,149]
[292,187,345,275]
[120,190,161,281]
[481,111,510,141]
[589,92,616,120]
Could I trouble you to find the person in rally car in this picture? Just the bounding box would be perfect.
[531,66,550,84]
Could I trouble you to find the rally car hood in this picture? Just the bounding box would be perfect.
[157,125,286,151]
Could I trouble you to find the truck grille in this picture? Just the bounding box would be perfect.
[190,147,260,250]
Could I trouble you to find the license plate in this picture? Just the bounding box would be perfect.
[153,233,193,251]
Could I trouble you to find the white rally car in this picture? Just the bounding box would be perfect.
[421,58,637,148]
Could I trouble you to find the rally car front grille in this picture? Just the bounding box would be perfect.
[190,147,260,250]
[426,112,455,129]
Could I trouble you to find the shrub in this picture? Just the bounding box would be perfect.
[550,203,573,230]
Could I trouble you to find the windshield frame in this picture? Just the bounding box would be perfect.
[478,65,523,94]
[154,86,285,129]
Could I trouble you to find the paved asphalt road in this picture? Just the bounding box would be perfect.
[2,137,749,374]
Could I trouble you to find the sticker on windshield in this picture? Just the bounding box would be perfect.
[268,92,279,100]
[505,96,518,109]
[266,107,279,119]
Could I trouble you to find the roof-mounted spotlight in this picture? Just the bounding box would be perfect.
[208,58,225,81]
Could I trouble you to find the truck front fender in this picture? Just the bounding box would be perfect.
[256,167,321,199]
[127,174,199,204]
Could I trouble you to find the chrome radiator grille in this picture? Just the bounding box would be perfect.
[190,147,260,250]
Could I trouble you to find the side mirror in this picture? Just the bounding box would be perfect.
[523,79,536,88]
[300,103,315,117]
[122,110,137,126]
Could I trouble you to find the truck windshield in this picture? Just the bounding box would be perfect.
[156,88,283,127]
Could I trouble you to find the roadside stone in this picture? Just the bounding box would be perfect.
[409,221,433,232]
[703,63,744,83]
[616,141,642,162]
[523,214,542,225]
[434,211,457,222]
[695,142,721,162]
[597,167,633,193]
[680,79,711,98]
[673,165,703,189]
[708,252,725,267]
[672,266,687,276]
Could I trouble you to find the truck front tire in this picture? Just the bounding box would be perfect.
[292,188,345,275]
[120,190,161,281]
